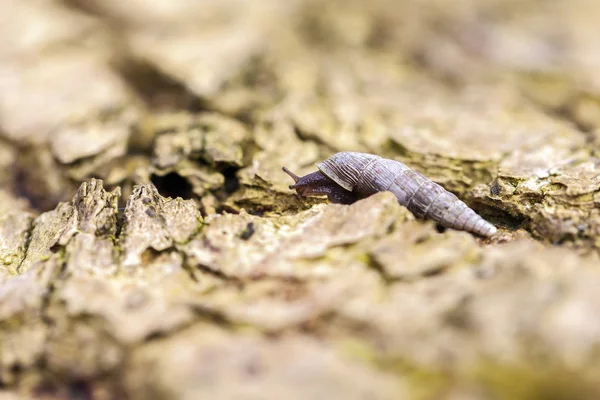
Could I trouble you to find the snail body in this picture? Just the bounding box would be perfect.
[283,152,497,237]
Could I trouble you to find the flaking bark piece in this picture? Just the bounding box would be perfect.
[0,1,135,144]
[0,191,34,272]
[151,112,249,168]
[67,179,121,237]
[50,116,132,165]
[0,52,133,146]
[121,182,202,270]
[184,192,409,280]
[368,221,478,280]
[61,179,121,276]
[18,203,74,274]
[43,180,196,344]
[491,149,600,246]
[100,0,292,97]
[18,179,120,275]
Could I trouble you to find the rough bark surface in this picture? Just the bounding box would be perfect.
[2,0,600,399]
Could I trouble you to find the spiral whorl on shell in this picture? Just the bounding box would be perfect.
[317,152,497,237]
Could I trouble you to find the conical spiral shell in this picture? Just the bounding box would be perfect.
[317,152,496,237]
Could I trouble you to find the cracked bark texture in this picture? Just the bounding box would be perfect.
[2,0,600,399]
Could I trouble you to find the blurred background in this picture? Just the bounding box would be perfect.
[2,0,600,399]
[2,0,599,218]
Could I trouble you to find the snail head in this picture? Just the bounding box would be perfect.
[282,167,359,204]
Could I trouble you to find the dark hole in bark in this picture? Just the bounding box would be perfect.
[222,166,240,194]
[151,172,194,200]
[69,380,93,400]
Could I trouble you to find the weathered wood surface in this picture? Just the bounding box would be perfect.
[2,0,600,398]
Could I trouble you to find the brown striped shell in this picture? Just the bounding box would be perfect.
[316,152,497,237]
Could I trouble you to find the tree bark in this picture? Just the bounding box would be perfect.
[2,0,600,398]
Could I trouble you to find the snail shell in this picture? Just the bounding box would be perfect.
[283,152,497,237]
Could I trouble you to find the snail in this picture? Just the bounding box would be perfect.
[283,152,497,237]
